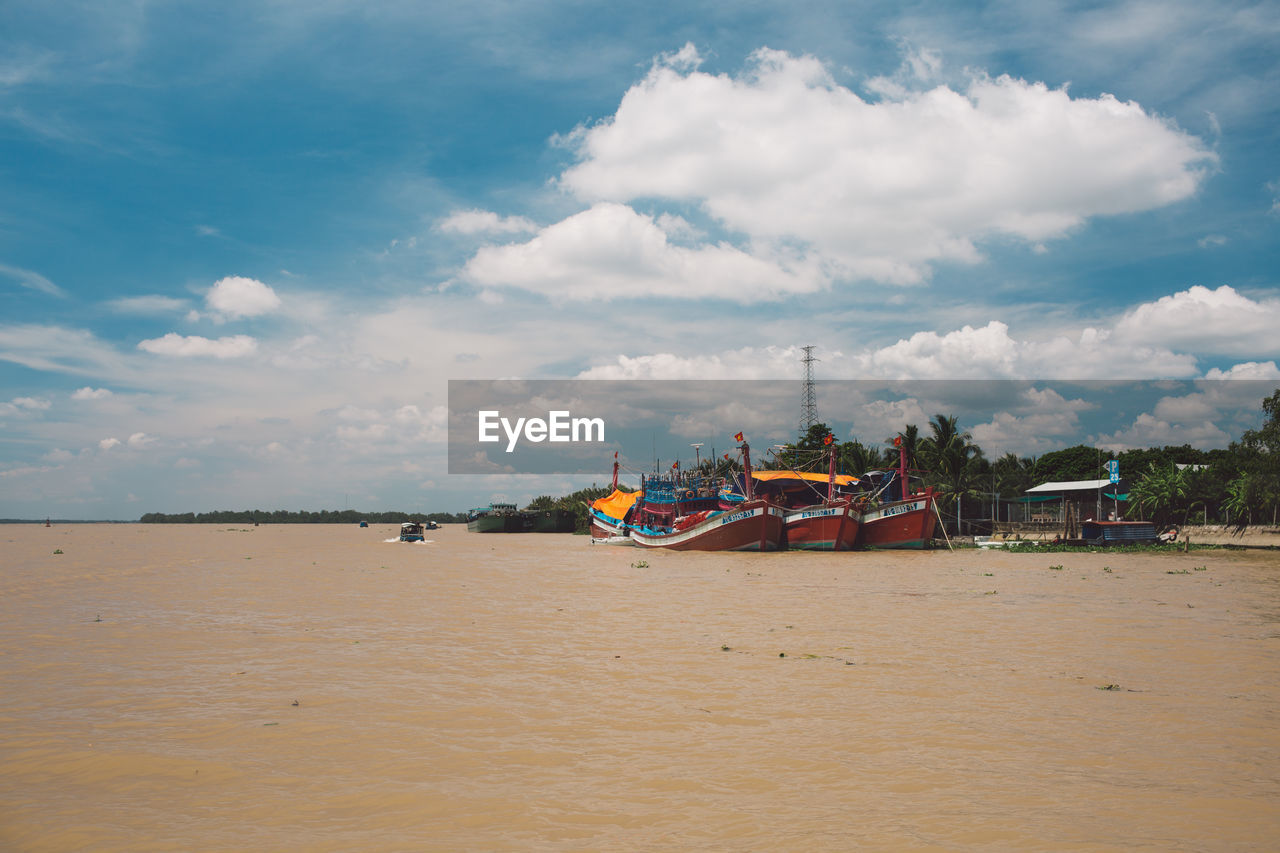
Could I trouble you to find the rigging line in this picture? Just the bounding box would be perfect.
[932,499,954,551]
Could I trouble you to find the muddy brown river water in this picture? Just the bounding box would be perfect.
[2,523,1277,851]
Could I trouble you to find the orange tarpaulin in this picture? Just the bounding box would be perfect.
[591,488,642,520]
[751,470,859,486]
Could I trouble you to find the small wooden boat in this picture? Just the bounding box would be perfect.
[1079,520,1158,545]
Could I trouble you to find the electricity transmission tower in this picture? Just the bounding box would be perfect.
[799,345,818,436]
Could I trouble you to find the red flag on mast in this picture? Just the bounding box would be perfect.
[734,431,744,442]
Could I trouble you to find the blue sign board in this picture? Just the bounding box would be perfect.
[1106,460,1120,483]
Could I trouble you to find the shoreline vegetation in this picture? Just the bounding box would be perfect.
[138,510,467,525]
[12,387,1277,532]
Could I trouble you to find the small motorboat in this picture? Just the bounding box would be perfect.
[399,522,426,542]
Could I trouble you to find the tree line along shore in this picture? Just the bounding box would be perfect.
[63,386,1280,533]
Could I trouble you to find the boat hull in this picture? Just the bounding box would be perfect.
[1078,520,1158,545]
[858,493,938,549]
[589,510,628,539]
[784,501,860,551]
[467,515,525,533]
[530,509,576,533]
[630,501,784,551]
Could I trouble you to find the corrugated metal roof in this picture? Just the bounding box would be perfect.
[1026,478,1111,493]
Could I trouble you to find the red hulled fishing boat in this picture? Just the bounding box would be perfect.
[752,438,861,551]
[857,435,938,549]
[624,437,784,551]
[628,498,785,551]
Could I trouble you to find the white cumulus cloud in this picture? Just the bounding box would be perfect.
[1204,361,1280,380]
[71,386,113,400]
[1113,285,1280,358]
[462,202,823,302]
[0,396,51,416]
[137,333,258,358]
[578,287,1225,381]
[127,432,155,449]
[205,276,282,320]
[547,45,1214,293]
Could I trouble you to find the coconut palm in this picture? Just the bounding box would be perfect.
[918,414,986,534]
[837,438,880,477]
[884,423,921,471]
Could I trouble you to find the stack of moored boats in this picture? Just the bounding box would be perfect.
[589,437,939,551]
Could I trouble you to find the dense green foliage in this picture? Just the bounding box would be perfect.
[522,484,628,534]
[768,387,1280,532]
[139,509,466,524]
[1221,388,1280,526]
[918,414,986,529]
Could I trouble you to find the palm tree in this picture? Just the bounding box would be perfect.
[918,414,986,534]
[882,423,920,469]
[991,452,1034,523]
[1129,462,1188,527]
[837,439,879,477]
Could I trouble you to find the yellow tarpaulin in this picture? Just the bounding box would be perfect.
[591,488,642,519]
[751,470,859,486]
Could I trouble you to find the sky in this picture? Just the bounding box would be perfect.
[1,0,1278,518]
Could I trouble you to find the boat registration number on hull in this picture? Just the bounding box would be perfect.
[720,508,758,526]
[879,500,924,519]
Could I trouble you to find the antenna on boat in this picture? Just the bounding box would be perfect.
[690,443,703,469]
[800,345,818,436]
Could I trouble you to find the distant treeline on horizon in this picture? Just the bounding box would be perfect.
[139,509,468,524]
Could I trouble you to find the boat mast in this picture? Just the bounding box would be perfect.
[827,439,838,503]
[741,440,754,500]
[896,435,908,499]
